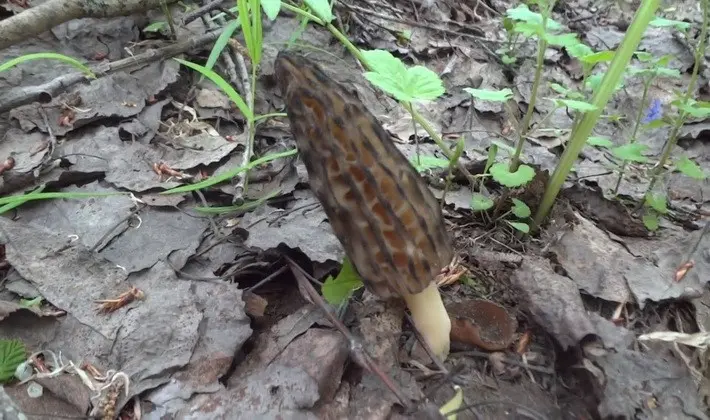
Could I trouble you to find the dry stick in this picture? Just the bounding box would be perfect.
[183,0,234,25]
[284,256,412,409]
[0,29,222,114]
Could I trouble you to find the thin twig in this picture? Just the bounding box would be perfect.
[285,256,412,409]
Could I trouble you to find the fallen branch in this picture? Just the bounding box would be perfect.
[0,0,181,51]
[0,29,221,114]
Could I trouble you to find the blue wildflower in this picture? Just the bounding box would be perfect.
[643,98,663,123]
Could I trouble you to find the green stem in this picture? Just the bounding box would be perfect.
[613,77,652,195]
[511,22,549,171]
[531,0,660,230]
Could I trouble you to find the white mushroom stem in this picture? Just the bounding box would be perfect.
[403,282,451,361]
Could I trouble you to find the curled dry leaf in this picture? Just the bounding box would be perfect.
[447,299,516,351]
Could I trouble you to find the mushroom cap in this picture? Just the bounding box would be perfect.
[275,51,454,298]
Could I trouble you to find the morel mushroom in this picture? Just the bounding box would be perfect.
[274,51,455,360]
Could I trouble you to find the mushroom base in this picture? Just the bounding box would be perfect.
[403,282,451,361]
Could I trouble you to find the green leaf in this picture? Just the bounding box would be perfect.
[644,192,668,214]
[362,50,444,102]
[501,54,516,65]
[506,4,562,31]
[649,17,690,31]
[675,99,710,118]
[175,59,254,121]
[439,385,463,420]
[586,136,613,148]
[261,0,281,20]
[675,156,706,180]
[405,65,446,100]
[635,51,654,62]
[0,339,26,383]
[507,221,530,233]
[464,87,513,102]
[303,0,333,23]
[566,42,594,59]
[554,98,598,112]
[545,33,579,47]
[410,156,450,172]
[470,193,494,211]
[611,143,649,163]
[19,297,43,308]
[510,198,531,218]
[580,50,615,65]
[322,258,364,306]
[513,21,543,37]
[627,66,681,79]
[489,163,535,187]
[642,211,660,231]
[143,21,167,33]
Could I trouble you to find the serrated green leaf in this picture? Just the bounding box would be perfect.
[0,339,26,383]
[586,136,613,148]
[362,50,444,102]
[675,156,706,180]
[507,221,530,233]
[511,198,531,218]
[471,193,494,211]
[411,156,450,172]
[464,87,513,102]
[489,163,535,187]
[405,65,446,100]
[611,143,649,163]
[322,258,363,306]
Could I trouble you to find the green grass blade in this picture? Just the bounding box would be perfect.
[174,58,254,121]
[161,148,298,195]
[0,53,95,78]
[194,188,281,214]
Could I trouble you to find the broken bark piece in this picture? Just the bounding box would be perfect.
[275,51,455,360]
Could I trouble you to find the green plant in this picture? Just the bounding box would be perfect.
[532,0,661,229]
[322,257,363,306]
[0,339,26,384]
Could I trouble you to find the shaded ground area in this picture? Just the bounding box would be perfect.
[1,0,710,419]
